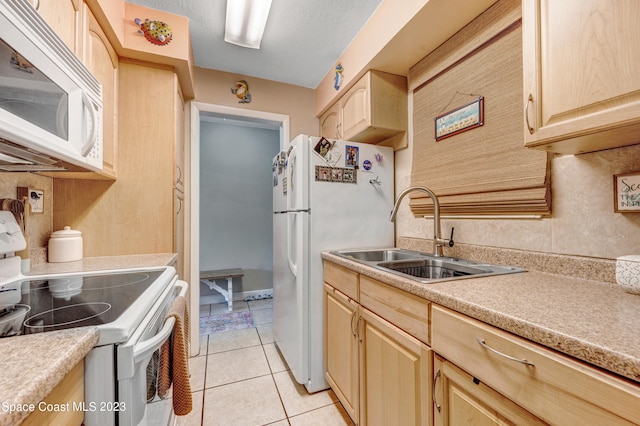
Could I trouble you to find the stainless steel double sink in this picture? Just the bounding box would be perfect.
[330,248,525,284]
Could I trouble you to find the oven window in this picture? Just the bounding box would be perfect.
[146,349,160,402]
[0,37,68,140]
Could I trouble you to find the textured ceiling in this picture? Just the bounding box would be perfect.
[126,0,383,88]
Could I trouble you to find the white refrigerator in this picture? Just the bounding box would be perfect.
[272,134,394,393]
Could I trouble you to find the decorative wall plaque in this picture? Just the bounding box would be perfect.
[614,171,640,212]
[434,97,484,141]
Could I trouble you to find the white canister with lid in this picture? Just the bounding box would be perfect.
[48,226,83,262]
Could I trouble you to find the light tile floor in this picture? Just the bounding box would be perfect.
[175,298,354,426]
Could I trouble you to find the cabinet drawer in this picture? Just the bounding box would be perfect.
[323,261,358,301]
[432,305,640,425]
[359,276,429,345]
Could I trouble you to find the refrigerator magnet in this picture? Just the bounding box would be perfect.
[313,137,333,158]
[331,168,343,182]
[345,145,359,168]
[343,169,357,184]
[315,166,331,182]
[362,159,373,172]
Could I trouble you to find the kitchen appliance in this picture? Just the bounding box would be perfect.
[272,134,394,393]
[0,0,103,172]
[0,211,186,426]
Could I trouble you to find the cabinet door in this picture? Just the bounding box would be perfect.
[320,102,342,140]
[173,78,185,277]
[324,284,359,423]
[37,0,82,55]
[174,79,185,193]
[359,307,431,426]
[433,355,546,426]
[341,76,371,140]
[84,3,118,178]
[523,0,640,153]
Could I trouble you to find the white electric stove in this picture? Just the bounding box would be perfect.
[0,211,187,426]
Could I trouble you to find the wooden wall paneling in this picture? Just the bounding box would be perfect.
[54,61,176,256]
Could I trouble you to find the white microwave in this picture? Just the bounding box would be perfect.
[0,0,102,172]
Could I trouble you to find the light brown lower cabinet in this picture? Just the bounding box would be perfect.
[325,284,359,422]
[324,266,432,426]
[432,305,640,425]
[433,354,545,425]
[22,360,84,426]
[325,261,640,426]
[359,307,432,426]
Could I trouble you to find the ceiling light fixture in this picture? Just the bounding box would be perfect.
[224,0,273,49]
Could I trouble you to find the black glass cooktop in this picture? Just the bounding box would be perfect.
[0,270,163,337]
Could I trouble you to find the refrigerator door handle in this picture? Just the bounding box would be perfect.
[286,145,297,211]
[287,211,297,277]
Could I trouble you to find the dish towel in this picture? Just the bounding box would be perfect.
[158,295,192,415]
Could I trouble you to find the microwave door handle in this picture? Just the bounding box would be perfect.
[80,91,98,156]
[132,281,188,364]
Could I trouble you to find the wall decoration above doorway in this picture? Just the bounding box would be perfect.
[231,80,251,103]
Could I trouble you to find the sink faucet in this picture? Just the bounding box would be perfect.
[389,186,454,257]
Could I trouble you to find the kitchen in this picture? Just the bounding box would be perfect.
[1,0,640,425]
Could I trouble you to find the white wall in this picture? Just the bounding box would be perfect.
[199,121,280,293]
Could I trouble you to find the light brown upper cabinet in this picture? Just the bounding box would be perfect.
[319,70,407,149]
[319,102,342,140]
[37,1,118,179]
[83,3,118,178]
[36,0,82,56]
[523,0,640,154]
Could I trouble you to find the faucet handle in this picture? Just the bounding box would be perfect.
[447,227,455,247]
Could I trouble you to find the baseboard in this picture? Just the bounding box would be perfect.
[199,288,273,305]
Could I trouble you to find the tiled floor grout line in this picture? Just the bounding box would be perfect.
[194,302,351,426]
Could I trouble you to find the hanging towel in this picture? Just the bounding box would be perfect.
[158,295,192,415]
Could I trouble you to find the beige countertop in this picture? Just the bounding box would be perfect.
[322,251,640,385]
[28,253,178,276]
[0,328,98,426]
[0,253,178,426]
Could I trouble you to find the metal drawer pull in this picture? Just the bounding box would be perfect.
[432,369,441,412]
[476,338,535,367]
[350,310,357,337]
[525,94,534,134]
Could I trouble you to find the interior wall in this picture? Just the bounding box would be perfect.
[396,0,640,261]
[194,67,318,138]
[0,173,53,264]
[199,122,280,295]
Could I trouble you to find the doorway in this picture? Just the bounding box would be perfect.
[189,102,290,351]
[199,115,279,302]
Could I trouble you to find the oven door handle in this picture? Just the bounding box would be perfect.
[133,280,188,363]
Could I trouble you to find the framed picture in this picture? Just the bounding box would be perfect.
[313,137,333,159]
[315,166,331,182]
[345,145,359,168]
[17,187,44,214]
[614,171,640,212]
[343,169,357,184]
[435,96,484,141]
